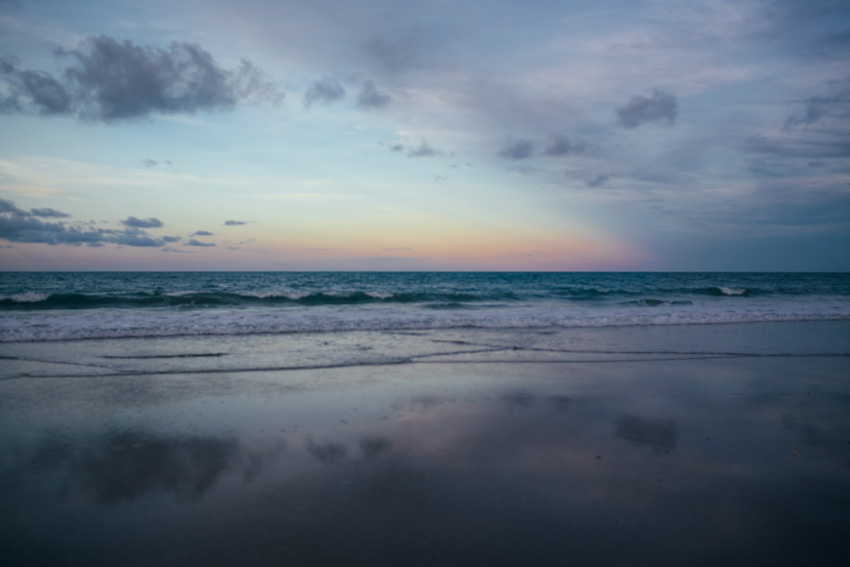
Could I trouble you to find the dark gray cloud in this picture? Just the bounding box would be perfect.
[543,134,587,157]
[162,235,182,242]
[30,207,70,218]
[0,214,96,245]
[806,29,850,60]
[499,137,535,160]
[191,230,214,237]
[1,198,71,218]
[0,36,281,122]
[0,199,169,247]
[0,199,25,215]
[0,93,18,113]
[0,58,72,116]
[356,81,391,109]
[784,77,850,130]
[362,35,422,74]
[142,158,158,167]
[616,89,677,128]
[387,140,442,158]
[185,239,216,247]
[585,174,609,188]
[112,230,167,247]
[121,216,163,228]
[303,77,346,107]
[407,141,440,158]
[224,220,247,226]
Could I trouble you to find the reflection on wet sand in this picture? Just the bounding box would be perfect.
[2,355,850,566]
[616,414,678,452]
[25,431,286,505]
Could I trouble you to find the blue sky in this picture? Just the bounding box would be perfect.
[1,0,849,270]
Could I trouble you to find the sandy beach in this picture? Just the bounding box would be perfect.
[2,321,849,566]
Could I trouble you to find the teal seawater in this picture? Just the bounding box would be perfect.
[1,272,848,341]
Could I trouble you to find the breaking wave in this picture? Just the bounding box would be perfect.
[0,290,525,310]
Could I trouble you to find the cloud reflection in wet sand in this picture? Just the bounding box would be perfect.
[24,430,286,505]
[2,357,850,566]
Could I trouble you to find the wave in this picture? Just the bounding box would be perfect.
[620,299,694,307]
[2,307,849,342]
[0,290,523,310]
[0,285,824,311]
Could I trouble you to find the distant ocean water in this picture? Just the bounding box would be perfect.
[1,272,848,342]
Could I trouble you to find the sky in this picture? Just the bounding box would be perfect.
[0,0,849,271]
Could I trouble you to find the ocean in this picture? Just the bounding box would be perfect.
[1,271,849,343]
[3,272,850,565]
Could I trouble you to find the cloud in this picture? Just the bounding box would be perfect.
[543,134,587,157]
[784,77,850,130]
[0,58,72,116]
[0,199,21,214]
[185,238,216,247]
[0,36,282,122]
[0,199,168,247]
[616,89,678,128]
[0,214,100,245]
[585,174,609,188]
[388,140,442,158]
[29,207,71,218]
[224,220,247,226]
[1,198,71,218]
[303,77,346,107]
[407,141,440,158]
[121,216,163,228]
[806,29,850,60]
[745,77,850,172]
[499,137,535,160]
[162,235,182,242]
[191,230,214,237]
[142,158,158,167]
[356,81,391,109]
[362,35,422,74]
[748,133,850,159]
[112,230,167,247]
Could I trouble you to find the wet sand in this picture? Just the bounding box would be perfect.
[1,322,849,566]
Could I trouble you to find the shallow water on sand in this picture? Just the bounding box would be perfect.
[1,322,849,566]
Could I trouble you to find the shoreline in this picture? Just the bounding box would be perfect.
[2,321,849,565]
[1,320,848,380]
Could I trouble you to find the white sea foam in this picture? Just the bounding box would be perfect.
[2,300,849,342]
[1,292,51,303]
[719,287,747,296]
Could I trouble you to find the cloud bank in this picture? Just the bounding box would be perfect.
[356,81,391,109]
[616,89,678,129]
[0,200,180,247]
[121,216,163,228]
[303,77,346,107]
[0,36,282,122]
